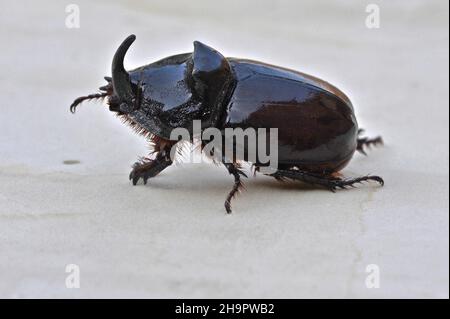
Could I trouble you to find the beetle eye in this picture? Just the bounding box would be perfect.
[107,95,121,112]
[129,83,143,111]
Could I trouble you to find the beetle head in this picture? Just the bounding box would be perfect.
[70,35,233,139]
[69,35,140,115]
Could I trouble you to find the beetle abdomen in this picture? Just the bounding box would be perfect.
[222,59,358,172]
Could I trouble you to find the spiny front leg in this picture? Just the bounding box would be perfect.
[129,151,172,185]
[223,163,248,214]
[357,129,384,155]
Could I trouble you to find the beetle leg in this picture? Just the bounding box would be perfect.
[325,175,384,191]
[129,151,172,185]
[223,163,248,214]
[357,130,384,155]
[269,169,384,191]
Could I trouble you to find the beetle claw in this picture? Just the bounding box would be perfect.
[357,148,368,156]
[129,152,173,186]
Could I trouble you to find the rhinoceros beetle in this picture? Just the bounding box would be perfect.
[70,35,384,213]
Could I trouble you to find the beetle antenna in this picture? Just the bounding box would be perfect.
[70,92,109,113]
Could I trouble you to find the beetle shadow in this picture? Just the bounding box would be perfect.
[143,166,324,194]
[246,176,324,192]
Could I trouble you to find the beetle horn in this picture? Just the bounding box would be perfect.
[112,34,136,101]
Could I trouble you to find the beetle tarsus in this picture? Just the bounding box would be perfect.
[357,130,384,155]
[326,175,384,191]
[269,169,384,191]
[129,153,172,185]
[224,164,247,214]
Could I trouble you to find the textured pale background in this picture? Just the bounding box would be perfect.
[0,0,448,298]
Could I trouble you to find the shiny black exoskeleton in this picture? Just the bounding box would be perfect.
[70,35,384,213]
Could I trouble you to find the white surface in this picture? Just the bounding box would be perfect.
[0,0,448,298]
